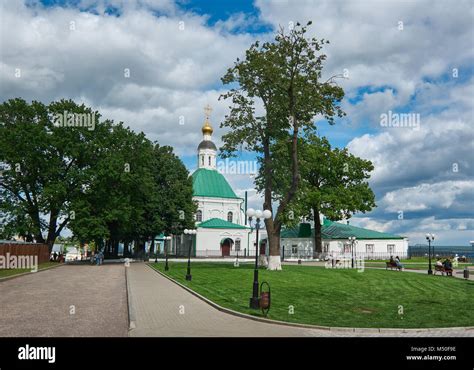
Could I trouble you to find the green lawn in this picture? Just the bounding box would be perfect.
[150,262,474,328]
[0,261,59,279]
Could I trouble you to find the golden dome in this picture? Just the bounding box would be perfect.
[202,120,213,135]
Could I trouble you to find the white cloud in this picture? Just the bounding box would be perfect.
[0,0,256,153]
[380,181,474,212]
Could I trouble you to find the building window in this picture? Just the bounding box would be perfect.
[387,244,395,253]
[201,156,204,166]
[344,243,351,253]
[235,238,241,252]
[323,243,329,253]
[196,210,202,222]
[365,244,374,253]
[291,244,298,255]
[209,156,211,166]
[227,211,233,223]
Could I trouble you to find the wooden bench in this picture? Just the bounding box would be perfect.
[386,261,402,271]
[434,265,453,276]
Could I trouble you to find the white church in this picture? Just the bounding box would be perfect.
[191,107,262,257]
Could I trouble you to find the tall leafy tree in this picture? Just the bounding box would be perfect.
[273,134,376,256]
[219,22,345,269]
[0,98,104,251]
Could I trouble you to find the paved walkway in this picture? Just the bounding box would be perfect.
[126,263,473,337]
[0,264,128,336]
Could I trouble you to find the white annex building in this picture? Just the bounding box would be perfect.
[180,106,407,261]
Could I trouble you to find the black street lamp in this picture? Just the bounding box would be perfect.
[246,208,272,309]
[184,229,197,281]
[426,233,435,275]
[164,236,171,271]
[348,236,357,268]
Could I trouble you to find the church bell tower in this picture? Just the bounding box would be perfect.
[197,104,217,170]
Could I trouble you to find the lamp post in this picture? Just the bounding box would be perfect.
[164,236,172,271]
[184,229,196,281]
[246,208,272,309]
[426,233,435,275]
[348,236,357,268]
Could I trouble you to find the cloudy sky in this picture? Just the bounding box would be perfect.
[1,0,473,245]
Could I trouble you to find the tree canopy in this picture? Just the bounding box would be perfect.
[271,133,376,255]
[0,98,195,253]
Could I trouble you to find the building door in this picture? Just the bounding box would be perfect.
[221,238,233,257]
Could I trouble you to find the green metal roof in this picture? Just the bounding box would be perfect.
[192,168,240,199]
[281,220,404,240]
[197,218,248,229]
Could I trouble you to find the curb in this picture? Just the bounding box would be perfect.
[125,265,137,332]
[0,263,65,283]
[146,263,474,335]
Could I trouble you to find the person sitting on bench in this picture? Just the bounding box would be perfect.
[442,258,453,276]
[395,256,404,270]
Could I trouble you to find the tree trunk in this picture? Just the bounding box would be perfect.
[150,238,155,256]
[313,206,323,258]
[112,239,119,258]
[266,226,282,270]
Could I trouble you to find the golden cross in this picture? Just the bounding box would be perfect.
[204,104,212,120]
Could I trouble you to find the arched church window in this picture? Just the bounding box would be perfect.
[201,156,204,166]
[209,156,211,166]
[227,211,233,223]
[196,210,202,222]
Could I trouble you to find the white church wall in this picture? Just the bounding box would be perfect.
[194,196,245,225]
[195,228,267,258]
[196,228,251,257]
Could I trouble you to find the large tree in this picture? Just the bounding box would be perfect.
[273,134,376,256]
[0,98,105,251]
[66,129,196,256]
[219,22,345,269]
[142,144,196,256]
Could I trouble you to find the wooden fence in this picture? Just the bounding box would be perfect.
[0,242,50,264]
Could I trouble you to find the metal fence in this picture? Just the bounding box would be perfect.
[408,245,474,259]
[281,245,408,261]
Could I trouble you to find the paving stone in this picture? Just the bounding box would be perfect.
[0,264,128,337]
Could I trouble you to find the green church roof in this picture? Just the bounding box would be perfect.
[281,220,404,240]
[198,218,248,229]
[192,168,240,199]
